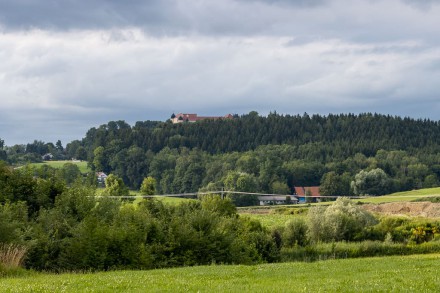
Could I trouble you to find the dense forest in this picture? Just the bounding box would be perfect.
[3,112,440,196]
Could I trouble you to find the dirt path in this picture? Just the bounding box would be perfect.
[362,202,440,218]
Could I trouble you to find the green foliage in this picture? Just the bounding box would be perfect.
[223,171,258,192]
[320,171,351,196]
[102,174,129,197]
[281,240,440,262]
[92,146,107,172]
[423,174,439,188]
[283,218,308,247]
[227,193,259,207]
[307,198,377,243]
[0,201,29,244]
[59,163,82,185]
[140,176,157,195]
[24,189,279,272]
[271,181,290,194]
[413,196,440,203]
[16,113,437,196]
[200,195,236,217]
[351,168,392,196]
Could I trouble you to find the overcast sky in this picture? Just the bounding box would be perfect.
[1,0,440,146]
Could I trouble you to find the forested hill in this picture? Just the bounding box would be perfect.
[74,112,440,158]
[4,111,440,196]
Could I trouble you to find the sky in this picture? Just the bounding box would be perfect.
[1,0,440,146]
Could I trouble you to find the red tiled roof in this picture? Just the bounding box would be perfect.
[174,113,233,122]
[176,113,198,121]
[294,186,321,197]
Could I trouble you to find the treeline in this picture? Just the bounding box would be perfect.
[71,112,440,159]
[3,112,440,195]
[75,112,440,195]
[87,145,440,197]
[1,139,66,165]
[86,148,440,198]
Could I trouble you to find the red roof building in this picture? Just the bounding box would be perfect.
[171,113,233,124]
[294,186,321,197]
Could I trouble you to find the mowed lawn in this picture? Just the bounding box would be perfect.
[2,254,440,292]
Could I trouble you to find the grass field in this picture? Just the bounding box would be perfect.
[2,254,440,292]
[358,187,440,204]
[126,190,197,205]
[241,213,298,228]
[29,160,91,173]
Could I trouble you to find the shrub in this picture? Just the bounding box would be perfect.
[140,177,157,195]
[307,197,377,243]
[0,201,29,245]
[283,218,308,247]
[200,195,236,217]
[102,174,129,197]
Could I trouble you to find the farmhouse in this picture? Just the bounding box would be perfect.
[294,186,322,203]
[171,113,233,124]
[96,172,108,184]
[41,153,54,161]
[258,195,299,206]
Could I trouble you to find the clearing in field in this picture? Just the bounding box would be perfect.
[29,160,91,173]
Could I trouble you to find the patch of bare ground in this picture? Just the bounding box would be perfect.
[362,202,440,218]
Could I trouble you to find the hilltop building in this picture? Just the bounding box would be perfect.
[171,113,233,124]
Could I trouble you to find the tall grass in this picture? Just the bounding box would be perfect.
[0,243,27,269]
[281,240,440,262]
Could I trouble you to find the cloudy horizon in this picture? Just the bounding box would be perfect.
[1,0,440,146]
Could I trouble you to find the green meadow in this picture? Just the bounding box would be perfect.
[241,213,298,228]
[2,254,440,292]
[358,187,440,204]
[29,160,91,173]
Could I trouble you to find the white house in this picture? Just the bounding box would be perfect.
[96,172,108,184]
[258,195,299,206]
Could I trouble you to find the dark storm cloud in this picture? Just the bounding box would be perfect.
[1,0,439,41]
[0,0,177,30]
[0,0,323,31]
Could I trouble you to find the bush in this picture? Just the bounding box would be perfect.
[102,174,129,197]
[0,201,29,244]
[200,195,236,217]
[283,218,308,247]
[307,197,377,243]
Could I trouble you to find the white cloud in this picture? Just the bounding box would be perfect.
[1,0,440,144]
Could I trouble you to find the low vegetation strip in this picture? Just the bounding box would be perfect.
[2,254,440,292]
